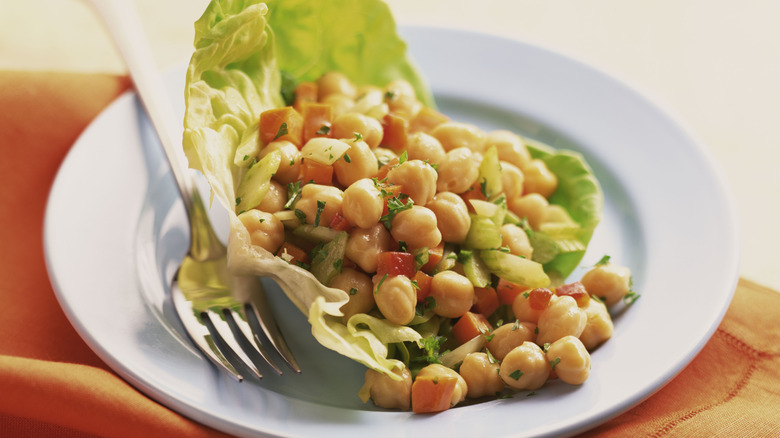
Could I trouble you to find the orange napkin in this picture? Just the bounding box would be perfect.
[0,71,778,437]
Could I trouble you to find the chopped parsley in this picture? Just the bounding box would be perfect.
[285,181,304,210]
[343,153,351,163]
[380,194,413,229]
[273,122,289,140]
[624,290,641,305]
[374,273,389,294]
[353,132,364,142]
[479,177,488,197]
[294,208,307,224]
[398,150,408,164]
[315,124,331,135]
[349,287,358,296]
[314,200,326,226]
[235,197,241,206]
[595,255,611,266]
[416,296,436,315]
[550,357,561,369]
[509,370,524,380]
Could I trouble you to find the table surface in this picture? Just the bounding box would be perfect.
[1,0,777,292]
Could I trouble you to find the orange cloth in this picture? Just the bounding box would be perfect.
[0,71,778,437]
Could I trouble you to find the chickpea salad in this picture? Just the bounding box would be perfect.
[183,0,638,413]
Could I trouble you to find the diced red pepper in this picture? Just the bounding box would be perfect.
[421,243,444,274]
[380,113,409,152]
[300,102,333,144]
[528,288,554,311]
[412,270,433,303]
[376,251,416,278]
[328,211,352,232]
[411,375,457,414]
[259,106,303,147]
[298,158,333,185]
[276,242,310,266]
[376,157,400,181]
[471,286,500,317]
[452,311,493,346]
[496,278,530,306]
[555,281,590,307]
[293,81,318,111]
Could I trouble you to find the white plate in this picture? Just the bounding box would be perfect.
[44,26,739,437]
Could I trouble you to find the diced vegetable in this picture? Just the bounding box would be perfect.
[412,270,433,302]
[555,281,590,307]
[464,215,502,250]
[292,224,341,243]
[299,158,333,185]
[380,113,408,152]
[496,278,529,306]
[276,241,310,266]
[478,145,502,199]
[451,311,492,346]
[472,286,500,317]
[235,150,282,213]
[309,231,348,285]
[460,250,491,288]
[411,375,458,414]
[259,107,303,146]
[300,137,350,165]
[376,251,416,278]
[293,81,318,111]
[479,249,550,288]
[300,102,332,144]
[421,243,444,273]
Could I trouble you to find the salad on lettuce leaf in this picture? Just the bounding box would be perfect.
[182,0,629,413]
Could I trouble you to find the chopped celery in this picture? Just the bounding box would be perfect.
[460,251,491,288]
[479,249,550,288]
[309,231,348,285]
[411,247,429,270]
[235,150,281,213]
[292,224,341,243]
[464,215,502,250]
[434,245,458,273]
[469,199,498,218]
[478,145,502,198]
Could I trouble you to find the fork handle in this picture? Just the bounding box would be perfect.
[86,0,224,261]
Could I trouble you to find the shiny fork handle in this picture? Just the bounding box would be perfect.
[84,0,223,261]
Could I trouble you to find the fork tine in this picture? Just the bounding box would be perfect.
[221,307,283,375]
[245,301,301,373]
[200,309,264,380]
[171,287,244,381]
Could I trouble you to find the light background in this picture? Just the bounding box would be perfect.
[2,0,777,291]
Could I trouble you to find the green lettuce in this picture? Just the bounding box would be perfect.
[524,138,603,283]
[183,0,430,379]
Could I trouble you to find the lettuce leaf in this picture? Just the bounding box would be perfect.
[525,138,604,282]
[183,0,427,379]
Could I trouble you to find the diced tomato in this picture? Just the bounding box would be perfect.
[380,113,409,152]
[276,242,310,266]
[452,311,493,346]
[528,288,554,310]
[376,251,416,278]
[376,157,400,180]
[460,181,487,205]
[555,281,590,307]
[408,106,449,134]
[328,211,351,232]
[421,243,444,274]
[293,81,318,111]
[412,270,433,302]
[259,106,303,147]
[496,278,530,306]
[471,286,500,317]
[298,158,333,185]
[411,375,458,414]
[300,102,333,144]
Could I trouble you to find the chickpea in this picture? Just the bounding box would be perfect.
[429,271,474,318]
[237,210,284,253]
[342,178,383,229]
[384,79,421,117]
[384,78,416,100]
[331,268,375,322]
[511,290,544,324]
[500,161,525,200]
[579,297,614,350]
[546,336,591,385]
[256,180,287,213]
[386,160,438,206]
[431,121,486,153]
[332,139,379,187]
[500,223,533,259]
[508,193,549,230]
[321,93,355,118]
[536,296,587,346]
[390,206,442,250]
[523,159,558,199]
[427,192,471,244]
[353,88,388,119]
[416,364,467,407]
[499,342,549,390]
[373,147,397,168]
[486,321,537,362]
[317,71,357,100]
[374,274,417,325]
[436,147,479,194]
[331,112,384,149]
[484,130,532,169]
[259,140,301,185]
[580,263,632,307]
[345,224,394,273]
[363,367,412,410]
[459,352,504,398]
[294,184,343,227]
[406,132,446,166]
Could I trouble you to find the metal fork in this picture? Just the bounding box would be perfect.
[86,0,300,380]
